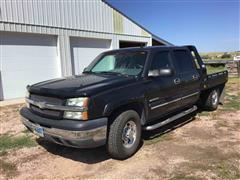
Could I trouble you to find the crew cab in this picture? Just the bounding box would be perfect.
[20,45,228,159]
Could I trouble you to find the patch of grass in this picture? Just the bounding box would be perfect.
[206,65,226,74]
[223,93,240,110]
[172,161,240,180]
[0,134,37,153]
[198,111,210,117]
[170,172,202,180]
[215,162,240,180]
[227,77,240,84]
[0,159,18,178]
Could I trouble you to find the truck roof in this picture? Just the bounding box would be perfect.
[104,45,194,54]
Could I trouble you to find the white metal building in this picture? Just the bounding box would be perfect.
[0,0,172,100]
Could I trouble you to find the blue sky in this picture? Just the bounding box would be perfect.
[107,0,239,52]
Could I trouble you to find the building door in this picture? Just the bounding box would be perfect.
[70,37,112,75]
[0,32,61,100]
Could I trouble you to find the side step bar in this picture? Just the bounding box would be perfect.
[143,106,197,131]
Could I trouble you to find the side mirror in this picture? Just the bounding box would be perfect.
[148,68,174,77]
[148,69,160,77]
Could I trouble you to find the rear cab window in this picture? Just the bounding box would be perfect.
[172,49,196,74]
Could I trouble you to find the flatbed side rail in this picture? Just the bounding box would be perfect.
[203,70,228,90]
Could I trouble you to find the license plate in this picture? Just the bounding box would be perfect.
[33,126,44,137]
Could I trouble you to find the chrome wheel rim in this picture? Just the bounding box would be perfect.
[212,90,218,106]
[122,120,137,148]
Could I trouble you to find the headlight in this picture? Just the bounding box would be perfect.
[65,97,88,107]
[64,97,88,120]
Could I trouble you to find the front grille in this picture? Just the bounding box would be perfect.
[30,94,63,105]
[30,105,62,119]
[29,94,64,119]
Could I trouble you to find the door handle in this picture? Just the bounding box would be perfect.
[192,74,199,80]
[174,78,181,84]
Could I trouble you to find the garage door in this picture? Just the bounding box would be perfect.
[0,33,61,100]
[70,38,111,75]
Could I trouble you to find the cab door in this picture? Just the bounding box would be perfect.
[172,49,201,107]
[146,50,182,121]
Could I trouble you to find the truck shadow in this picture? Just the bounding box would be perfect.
[37,111,199,164]
[142,112,198,141]
[36,138,110,164]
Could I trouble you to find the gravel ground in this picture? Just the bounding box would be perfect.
[0,78,239,180]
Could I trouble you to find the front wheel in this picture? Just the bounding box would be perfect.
[107,110,141,160]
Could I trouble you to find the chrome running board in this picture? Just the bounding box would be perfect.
[144,106,197,131]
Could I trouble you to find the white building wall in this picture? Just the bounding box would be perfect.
[0,0,113,33]
[0,0,170,100]
[0,0,155,77]
[0,22,152,76]
[0,0,151,37]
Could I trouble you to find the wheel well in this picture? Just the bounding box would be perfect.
[107,102,145,126]
[201,83,225,97]
[199,83,226,106]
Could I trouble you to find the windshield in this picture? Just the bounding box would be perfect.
[86,51,147,76]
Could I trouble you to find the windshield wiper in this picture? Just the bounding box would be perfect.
[97,71,129,77]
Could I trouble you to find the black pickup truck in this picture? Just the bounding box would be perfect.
[20,45,228,159]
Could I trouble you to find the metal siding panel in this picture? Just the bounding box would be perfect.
[84,1,89,30]
[58,35,72,76]
[5,0,12,22]
[11,0,18,23]
[32,0,39,25]
[23,0,29,24]
[67,1,73,28]
[17,0,23,23]
[63,1,68,28]
[42,0,47,25]
[71,0,76,29]
[27,0,34,24]
[0,0,7,21]
[59,1,65,28]
[36,1,43,25]
[1,0,154,37]
[44,0,49,26]
[55,1,60,27]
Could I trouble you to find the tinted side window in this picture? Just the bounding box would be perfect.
[150,51,172,70]
[173,50,195,72]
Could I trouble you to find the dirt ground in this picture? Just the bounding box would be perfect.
[0,78,239,180]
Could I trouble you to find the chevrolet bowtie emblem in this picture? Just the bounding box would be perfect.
[36,101,46,109]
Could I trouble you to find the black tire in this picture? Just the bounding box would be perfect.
[203,89,220,111]
[107,110,141,160]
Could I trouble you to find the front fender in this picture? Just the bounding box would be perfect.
[102,95,149,125]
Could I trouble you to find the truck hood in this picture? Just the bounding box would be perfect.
[29,73,136,98]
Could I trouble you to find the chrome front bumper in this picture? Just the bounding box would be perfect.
[21,117,107,148]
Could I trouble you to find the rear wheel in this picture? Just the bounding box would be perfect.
[107,110,141,160]
[203,89,220,111]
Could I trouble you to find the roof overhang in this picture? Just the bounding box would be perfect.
[103,0,174,46]
[152,34,174,46]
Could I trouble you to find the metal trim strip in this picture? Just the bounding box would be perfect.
[150,92,199,110]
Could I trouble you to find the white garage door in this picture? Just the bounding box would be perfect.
[70,37,111,75]
[0,33,61,100]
